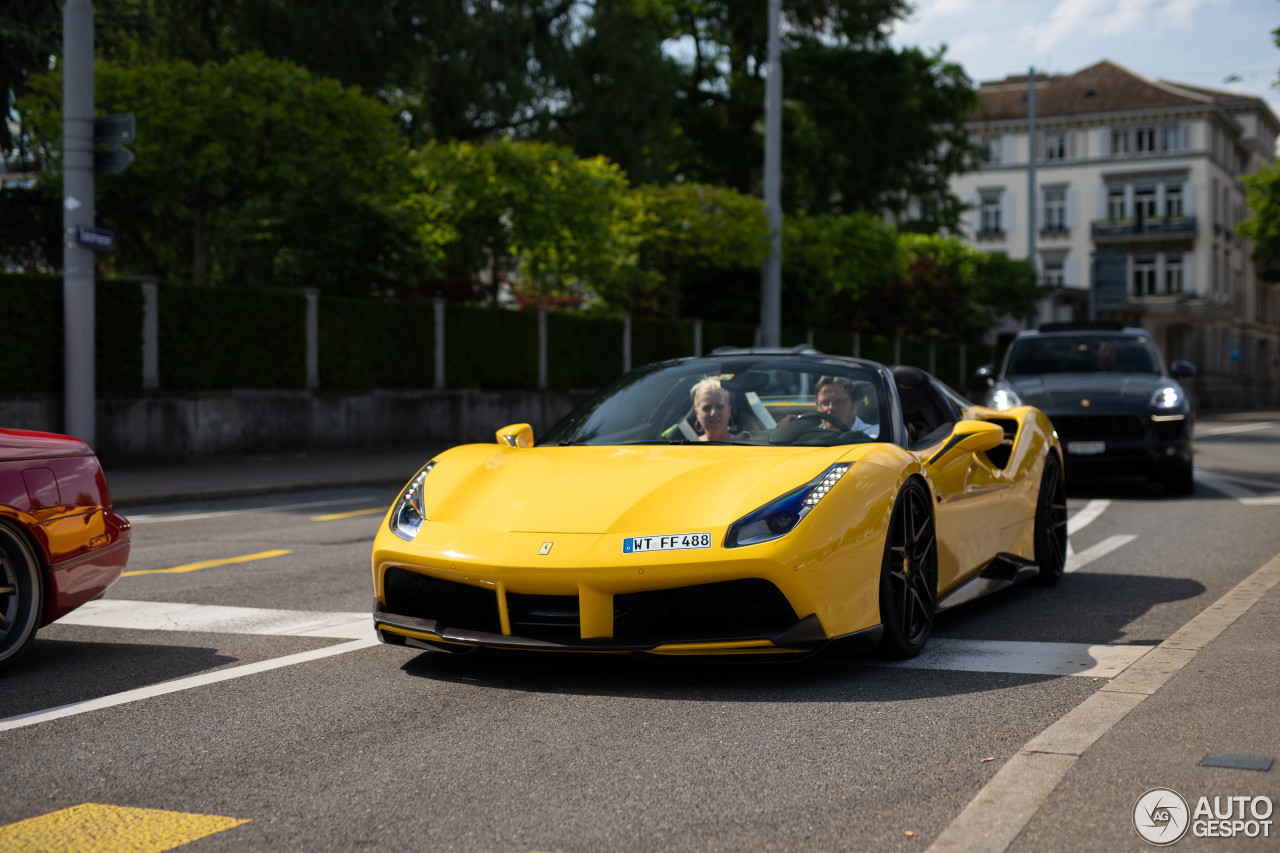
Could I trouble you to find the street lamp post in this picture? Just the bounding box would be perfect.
[63,0,96,445]
[760,0,783,348]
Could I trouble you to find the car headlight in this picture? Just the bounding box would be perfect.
[725,463,851,548]
[389,462,436,541]
[1150,385,1184,409]
[987,385,1023,411]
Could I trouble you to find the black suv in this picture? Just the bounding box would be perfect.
[975,323,1196,495]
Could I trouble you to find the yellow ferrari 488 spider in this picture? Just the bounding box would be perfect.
[372,348,1066,661]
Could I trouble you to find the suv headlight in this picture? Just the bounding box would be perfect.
[1150,385,1184,409]
[389,462,436,541]
[987,385,1023,411]
[725,463,851,547]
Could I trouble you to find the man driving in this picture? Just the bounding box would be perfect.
[815,376,879,438]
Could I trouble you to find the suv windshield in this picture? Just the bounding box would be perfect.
[1005,334,1161,376]
[542,358,891,447]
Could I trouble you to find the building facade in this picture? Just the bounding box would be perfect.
[950,60,1280,409]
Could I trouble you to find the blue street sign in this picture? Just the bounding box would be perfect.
[74,225,115,252]
[1229,346,1242,363]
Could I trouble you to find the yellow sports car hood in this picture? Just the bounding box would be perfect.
[411,443,887,535]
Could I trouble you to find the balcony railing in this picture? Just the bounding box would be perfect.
[1091,216,1197,240]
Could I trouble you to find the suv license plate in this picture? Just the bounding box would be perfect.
[1067,441,1106,455]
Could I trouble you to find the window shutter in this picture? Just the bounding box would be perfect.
[1066,187,1079,228]
[1183,250,1196,294]
[1001,191,1014,232]
[1097,185,1108,220]
[1064,255,1078,288]
[1098,128,1110,157]
[1183,181,1195,217]
[1068,131,1078,159]
[969,194,981,235]
[1180,121,1191,152]
[1003,135,1015,164]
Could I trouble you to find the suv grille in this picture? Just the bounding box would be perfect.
[1051,414,1146,442]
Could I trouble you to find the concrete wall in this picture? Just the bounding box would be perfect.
[1,388,597,463]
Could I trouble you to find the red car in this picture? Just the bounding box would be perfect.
[0,428,131,669]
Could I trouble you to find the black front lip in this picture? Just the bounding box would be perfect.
[373,609,831,653]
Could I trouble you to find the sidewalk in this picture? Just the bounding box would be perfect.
[104,444,451,507]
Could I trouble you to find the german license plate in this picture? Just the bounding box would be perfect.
[623,532,712,553]
[1067,441,1106,455]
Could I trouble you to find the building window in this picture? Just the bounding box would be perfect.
[1044,189,1066,230]
[1135,185,1158,219]
[1166,255,1183,294]
[981,137,1003,165]
[1166,184,1184,218]
[1133,255,1157,296]
[980,194,1003,234]
[1043,260,1065,288]
[1108,187,1127,220]
[1136,127,1157,154]
[1162,124,1183,152]
[1045,133,1067,161]
[1111,129,1130,155]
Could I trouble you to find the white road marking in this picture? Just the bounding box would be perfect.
[1194,420,1280,438]
[0,639,378,734]
[127,497,380,524]
[57,599,373,640]
[874,639,1152,678]
[1065,499,1110,558]
[1065,534,1136,572]
[928,550,1280,853]
[1195,469,1280,505]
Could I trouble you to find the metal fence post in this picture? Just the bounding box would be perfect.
[623,312,632,373]
[304,288,319,389]
[928,340,936,375]
[141,281,159,389]
[433,298,445,390]
[853,332,860,358]
[694,319,703,357]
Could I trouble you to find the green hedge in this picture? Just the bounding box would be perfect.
[159,285,306,388]
[444,304,539,388]
[319,297,435,389]
[547,313,623,387]
[633,316,694,367]
[0,275,143,392]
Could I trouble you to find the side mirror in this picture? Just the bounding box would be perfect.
[1169,360,1196,379]
[496,423,534,448]
[927,420,1005,468]
[973,364,996,388]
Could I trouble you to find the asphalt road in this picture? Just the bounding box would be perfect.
[3,419,1280,852]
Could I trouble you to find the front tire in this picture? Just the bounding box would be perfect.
[1032,453,1068,586]
[877,479,937,659]
[0,522,43,670]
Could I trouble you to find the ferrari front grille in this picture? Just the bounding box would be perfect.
[612,578,797,641]
[1051,414,1146,442]
[382,567,502,634]
[506,593,581,640]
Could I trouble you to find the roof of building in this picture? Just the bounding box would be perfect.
[975,60,1259,121]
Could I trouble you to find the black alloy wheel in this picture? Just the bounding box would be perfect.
[877,479,938,658]
[0,522,42,669]
[1032,453,1068,586]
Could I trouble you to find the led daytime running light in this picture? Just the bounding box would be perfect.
[726,462,853,547]
[390,461,436,541]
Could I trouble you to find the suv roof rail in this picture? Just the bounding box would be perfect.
[1036,321,1128,333]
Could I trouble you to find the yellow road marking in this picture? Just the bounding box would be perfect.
[0,803,249,852]
[121,550,292,577]
[311,506,386,521]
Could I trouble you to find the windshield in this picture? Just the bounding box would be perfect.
[1005,334,1161,376]
[542,357,892,447]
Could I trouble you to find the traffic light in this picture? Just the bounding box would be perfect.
[93,113,135,175]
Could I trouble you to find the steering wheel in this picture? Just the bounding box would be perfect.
[794,411,851,432]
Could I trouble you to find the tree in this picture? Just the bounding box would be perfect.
[1241,159,1280,273]
[19,53,430,292]
[406,138,640,305]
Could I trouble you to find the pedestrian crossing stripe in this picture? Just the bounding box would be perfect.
[0,803,248,852]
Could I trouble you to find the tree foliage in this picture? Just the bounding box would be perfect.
[1241,158,1280,272]
[19,53,429,293]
